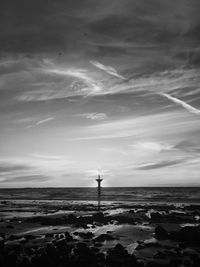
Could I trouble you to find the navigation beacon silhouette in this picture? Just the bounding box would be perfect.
[96,174,103,211]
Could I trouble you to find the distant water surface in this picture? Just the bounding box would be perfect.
[0,187,200,204]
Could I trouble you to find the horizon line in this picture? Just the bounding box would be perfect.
[1,185,200,189]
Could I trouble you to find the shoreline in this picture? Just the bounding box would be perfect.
[1,199,200,266]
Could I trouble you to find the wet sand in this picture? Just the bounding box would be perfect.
[1,199,200,266]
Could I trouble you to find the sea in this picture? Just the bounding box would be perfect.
[0,187,200,204]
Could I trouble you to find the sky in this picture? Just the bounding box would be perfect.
[0,0,200,187]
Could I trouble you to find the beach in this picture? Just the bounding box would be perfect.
[1,0,200,265]
[1,188,200,266]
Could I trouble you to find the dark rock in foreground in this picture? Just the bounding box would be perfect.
[155,225,168,240]
[94,234,115,242]
[170,225,200,245]
[107,244,141,267]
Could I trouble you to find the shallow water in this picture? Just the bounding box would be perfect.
[1,187,200,203]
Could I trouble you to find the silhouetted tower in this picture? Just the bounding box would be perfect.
[96,174,103,211]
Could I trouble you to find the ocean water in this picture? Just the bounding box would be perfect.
[0,187,200,203]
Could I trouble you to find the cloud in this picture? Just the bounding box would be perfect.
[160,93,200,115]
[0,162,30,173]
[0,159,52,184]
[44,67,102,94]
[12,60,104,102]
[4,55,199,105]
[0,1,199,187]
[36,117,54,125]
[26,117,54,128]
[90,60,126,80]
[0,174,50,183]
[174,140,200,153]
[100,147,128,155]
[0,155,76,185]
[130,142,173,152]
[66,110,200,141]
[30,154,65,160]
[85,169,112,179]
[0,0,199,56]
[76,113,107,121]
[137,159,185,170]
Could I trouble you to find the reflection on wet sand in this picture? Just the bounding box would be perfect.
[1,197,200,266]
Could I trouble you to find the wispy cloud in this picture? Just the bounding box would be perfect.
[160,93,200,115]
[0,162,30,173]
[100,147,128,155]
[65,110,200,141]
[26,117,54,128]
[97,68,200,97]
[137,159,186,170]
[0,174,50,183]
[30,154,65,160]
[45,67,102,94]
[76,113,107,121]
[14,61,104,102]
[9,58,199,103]
[36,117,55,125]
[130,142,173,152]
[0,155,76,185]
[0,159,51,184]
[90,60,126,80]
[174,140,200,153]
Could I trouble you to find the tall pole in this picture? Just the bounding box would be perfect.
[96,174,103,211]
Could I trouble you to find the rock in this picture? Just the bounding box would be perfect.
[8,234,19,241]
[145,261,168,267]
[59,234,65,239]
[112,215,135,224]
[65,231,73,241]
[92,212,105,222]
[6,224,14,229]
[0,239,4,250]
[74,242,90,255]
[170,226,200,245]
[150,212,163,222]
[77,231,94,239]
[91,246,99,253]
[155,225,168,240]
[24,247,35,256]
[106,243,137,267]
[45,232,54,238]
[94,242,102,247]
[72,242,97,266]
[17,256,32,267]
[54,233,59,239]
[94,234,115,242]
[73,231,79,235]
[168,258,183,267]
[65,231,70,237]
[24,234,36,240]
[73,223,89,229]
[114,243,125,251]
[55,239,72,254]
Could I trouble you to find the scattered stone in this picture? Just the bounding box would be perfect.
[94,234,115,242]
[170,225,200,245]
[24,234,36,240]
[77,231,94,239]
[45,232,54,238]
[155,225,168,240]
[6,224,14,229]
[106,243,138,267]
[93,212,105,222]
[8,234,19,241]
